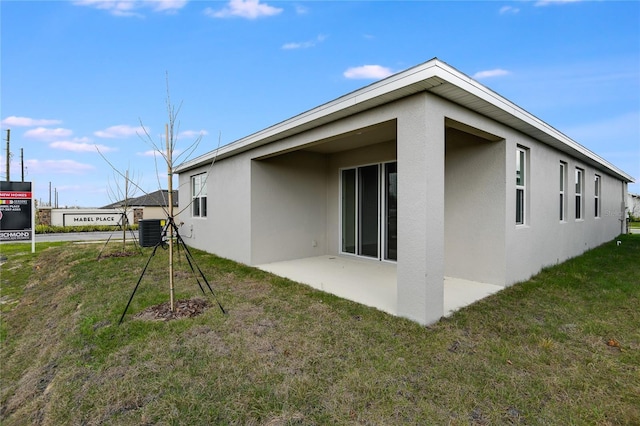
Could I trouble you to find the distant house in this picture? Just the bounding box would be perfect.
[175,58,634,325]
[628,193,640,219]
[103,189,178,224]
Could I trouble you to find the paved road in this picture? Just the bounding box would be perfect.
[1,231,137,244]
[37,231,136,243]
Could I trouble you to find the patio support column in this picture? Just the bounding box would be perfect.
[396,93,445,325]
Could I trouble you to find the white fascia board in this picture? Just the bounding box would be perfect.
[176,58,634,183]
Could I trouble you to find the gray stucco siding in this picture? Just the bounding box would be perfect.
[179,156,252,264]
[504,133,627,285]
[251,151,328,264]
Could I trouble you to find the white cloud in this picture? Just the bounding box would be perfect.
[137,149,181,157]
[178,129,208,138]
[72,0,187,16]
[1,116,62,127]
[73,0,142,17]
[138,150,161,157]
[24,159,94,174]
[204,0,283,19]
[535,0,583,6]
[499,6,520,14]
[282,34,327,50]
[153,0,188,12]
[24,127,73,140]
[343,65,394,80]
[94,124,144,138]
[473,68,511,79]
[294,4,309,15]
[50,139,116,153]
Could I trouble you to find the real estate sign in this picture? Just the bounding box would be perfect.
[0,181,34,242]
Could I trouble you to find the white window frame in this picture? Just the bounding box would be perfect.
[191,173,207,218]
[594,174,601,218]
[516,146,527,225]
[575,168,584,220]
[560,161,567,222]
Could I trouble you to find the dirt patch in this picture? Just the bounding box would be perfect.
[133,298,209,321]
[98,251,139,260]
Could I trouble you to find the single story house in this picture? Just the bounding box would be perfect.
[103,189,178,224]
[175,58,634,325]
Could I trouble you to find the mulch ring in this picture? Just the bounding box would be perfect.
[134,298,209,321]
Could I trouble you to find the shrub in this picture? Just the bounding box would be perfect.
[35,225,138,234]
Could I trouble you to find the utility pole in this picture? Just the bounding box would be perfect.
[21,148,24,182]
[5,129,9,182]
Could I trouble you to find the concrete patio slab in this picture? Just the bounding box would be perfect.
[257,255,504,319]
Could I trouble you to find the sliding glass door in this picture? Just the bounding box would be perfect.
[341,162,397,261]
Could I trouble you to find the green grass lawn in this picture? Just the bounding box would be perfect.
[1,236,639,425]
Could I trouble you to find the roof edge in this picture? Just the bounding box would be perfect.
[176,58,634,183]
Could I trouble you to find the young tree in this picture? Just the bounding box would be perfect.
[104,75,216,315]
[106,167,140,253]
[135,78,208,312]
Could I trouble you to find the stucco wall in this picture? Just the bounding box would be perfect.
[396,93,445,324]
[422,93,626,288]
[504,134,626,285]
[251,151,328,264]
[179,157,252,264]
[445,127,506,285]
[142,206,173,221]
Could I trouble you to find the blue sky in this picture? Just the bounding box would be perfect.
[2,0,639,207]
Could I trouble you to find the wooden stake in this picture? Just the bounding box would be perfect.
[167,123,175,312]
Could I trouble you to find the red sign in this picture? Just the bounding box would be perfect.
[0,191,32,199]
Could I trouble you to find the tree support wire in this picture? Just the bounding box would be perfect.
[118,217,226,325]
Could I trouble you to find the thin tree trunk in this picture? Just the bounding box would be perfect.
[167,124,175,312]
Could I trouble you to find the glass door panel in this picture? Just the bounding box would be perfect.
[341,169,356,254]
[385,162,397,261]
[358,165,379,258]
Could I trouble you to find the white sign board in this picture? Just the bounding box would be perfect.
[63,213,123,226]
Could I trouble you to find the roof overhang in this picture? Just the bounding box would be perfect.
[176,58,634,183]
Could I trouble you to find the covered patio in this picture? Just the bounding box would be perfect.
[257,255,503,318]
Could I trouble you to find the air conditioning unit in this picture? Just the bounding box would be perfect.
[138,219,163,247]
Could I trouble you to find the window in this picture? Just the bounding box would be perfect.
[191,173,207,217]
[594,174,601,218]
[575,168,584,220]
[559,162,567,221]
[516,147,527,225]
[341,161,397,261]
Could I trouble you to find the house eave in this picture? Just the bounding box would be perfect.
[175,58,634,183]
